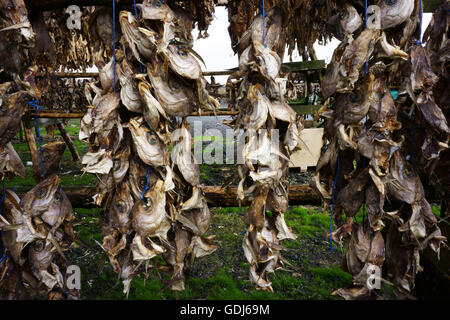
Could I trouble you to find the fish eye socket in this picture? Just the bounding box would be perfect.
[169,78,180,90]
[150,137,157,145]
[339,10,349,20]
[139,177,147,188]
[386,0,397,5]
[54,193,61,201]
[349,93,361,102]
[36,188,46,199]
[33,240,45,252]
[113,160,120,169]
[154,1,162,8]
[116,201,125,213]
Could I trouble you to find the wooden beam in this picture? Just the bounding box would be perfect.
[16,184,322,208]
[25,0,227,11]
[423,0,445,12]
[57,123,81,162]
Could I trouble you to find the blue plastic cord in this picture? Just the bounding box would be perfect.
[262,0,266,48]
[0,181,7,263]
[330,152,341,252]
[28,101,45,179]
[113,0,116,93]
[416,0,423,45]
[141,168,151,200]
[364,0,368,75]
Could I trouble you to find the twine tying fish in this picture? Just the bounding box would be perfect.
[0,181,7,264]
[141,168,151,200]
[364,0,368,75]
[417,0,423,45]
[113,0,116,93]
[329,152,341,252]
[262,0,266,48]
[28,101,45,179]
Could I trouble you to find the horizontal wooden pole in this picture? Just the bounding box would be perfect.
[17,184,321,208]
[25,0,226,11]
[27,110,238,119]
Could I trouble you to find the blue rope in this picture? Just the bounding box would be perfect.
[113,0,116,93]
[364,0,368,75]
[0,181,8,264]
[330,152,341,252]
[416,0,423,45]
[262,0,266,48]
[28,101,45,179]
[141,168,151,200]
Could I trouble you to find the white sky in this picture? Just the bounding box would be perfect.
[194,7,432,84]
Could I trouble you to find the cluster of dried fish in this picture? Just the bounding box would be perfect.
[313,0,448,299]
[226,6,304,292]
[421,1,449,217]
[0,151,78,299]
[227,0,345,60]
[80,0,219,295]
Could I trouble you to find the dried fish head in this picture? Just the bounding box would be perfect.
[21,174,60,216]
[252,41,281,81]
[0,142,25,178]
[40,188,72,230]
[137,0,175,22]
[119,11,157,63]
[378,0,415,30]
[327,4,363,40]
[160,44,202,80]
[33,141,66,183]
[132,180,171,240]
[110,182,134,235]
[129,117,168,167]
[138,80,168,132]
[147,58,196,116]
[171,120,200,186]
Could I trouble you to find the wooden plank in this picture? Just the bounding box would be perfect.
[16,184,322,208]
[290,128,324,171]
[288,104,322,115]
[282,60,326,72]
[57,123,81,162]
[423,0,445,12]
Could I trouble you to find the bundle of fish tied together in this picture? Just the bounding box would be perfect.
[0,143,79,299]
[226,6,304,292]
[312,0,448,299]
[80,0,220,295]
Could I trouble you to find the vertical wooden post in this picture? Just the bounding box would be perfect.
[57,122,81,162]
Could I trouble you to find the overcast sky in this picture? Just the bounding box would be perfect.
[193,7,432,84]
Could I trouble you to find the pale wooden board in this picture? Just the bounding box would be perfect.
[289,128,324,172]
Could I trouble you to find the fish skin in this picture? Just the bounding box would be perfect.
[119,11,157,63]
[252,41,281,81]
[138,80,167,132]
[0,142,26,178]
[21,174,60,219]
[128,157,160,201]
[326,4,363,40]
[0,91,28,150]
[334,73,375,125]
[147,57,196,117]
[129,117,168,167]
[110,181,134,235]
[33,141,66,183]
[40,188,72,232]
[117,60,143,113]
[171,121,200,186]
[378,0,415,30]
[160,44,202,80]
[131,180,171,240]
